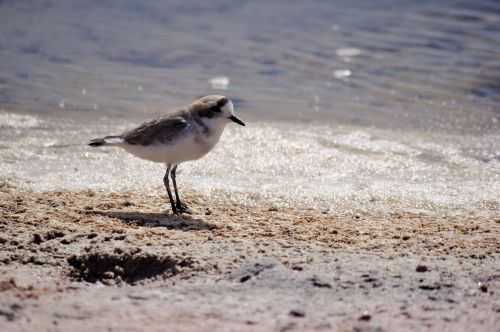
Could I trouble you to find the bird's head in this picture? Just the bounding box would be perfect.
[192,95,245,127]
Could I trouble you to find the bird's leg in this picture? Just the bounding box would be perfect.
[171,165,191,214]
[163,164,177,215]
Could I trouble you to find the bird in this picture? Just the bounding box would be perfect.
[88,95,245,215]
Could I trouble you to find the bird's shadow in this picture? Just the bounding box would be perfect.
[87,210,216,231]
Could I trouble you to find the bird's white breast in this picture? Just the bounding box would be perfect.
[121,122,225,164]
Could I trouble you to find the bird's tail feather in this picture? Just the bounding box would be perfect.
[88,135,123,147]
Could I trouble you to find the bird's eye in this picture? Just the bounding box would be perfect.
[211,106,221,113]
[199,108,216,118]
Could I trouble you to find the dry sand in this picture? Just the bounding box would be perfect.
[0,180,499,331]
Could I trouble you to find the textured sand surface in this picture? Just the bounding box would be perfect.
[1,182,499,331]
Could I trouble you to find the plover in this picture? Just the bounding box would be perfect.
[89,95,245,214]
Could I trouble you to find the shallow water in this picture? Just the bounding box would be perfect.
[1,0,499,131]
[0,1,499,215]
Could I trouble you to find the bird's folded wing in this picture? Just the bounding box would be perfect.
[123,116,189,145]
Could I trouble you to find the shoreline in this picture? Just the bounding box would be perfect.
[1,183,499,331]
[2,110,499,218]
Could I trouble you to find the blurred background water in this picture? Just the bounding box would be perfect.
[1,0,499,131]
[1,0,499,215]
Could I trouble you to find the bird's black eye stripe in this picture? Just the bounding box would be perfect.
[199,108,216,118]
[211,106,221,113]
[217,97,228,108]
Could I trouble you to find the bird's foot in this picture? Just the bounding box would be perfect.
[176,201,192,214]
[169,205,178,215]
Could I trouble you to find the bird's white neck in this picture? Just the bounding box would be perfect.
[196,117,227,148]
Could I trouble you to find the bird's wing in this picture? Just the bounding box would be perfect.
[122,115,190,146]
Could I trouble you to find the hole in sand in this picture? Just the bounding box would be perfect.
[67,250,193,284]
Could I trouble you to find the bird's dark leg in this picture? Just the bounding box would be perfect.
[163,164,177,215]
[171,164,191,214]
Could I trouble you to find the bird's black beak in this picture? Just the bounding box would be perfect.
[228,115,245,126]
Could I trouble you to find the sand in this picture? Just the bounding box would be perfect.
[0,180,499,331]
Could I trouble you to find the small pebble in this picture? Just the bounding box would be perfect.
[359,312,371,321]
[114,265,124,275]
[478,282,488,293]
[416,265,428,273]
[289,309,305,318]
[309,276,332,288]
[239,275,251,283]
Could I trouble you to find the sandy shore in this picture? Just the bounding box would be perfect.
[0,181,499,331]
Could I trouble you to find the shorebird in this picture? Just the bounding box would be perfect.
[89,95,245,214]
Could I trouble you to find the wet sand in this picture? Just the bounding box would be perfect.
[1,181,499,331]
